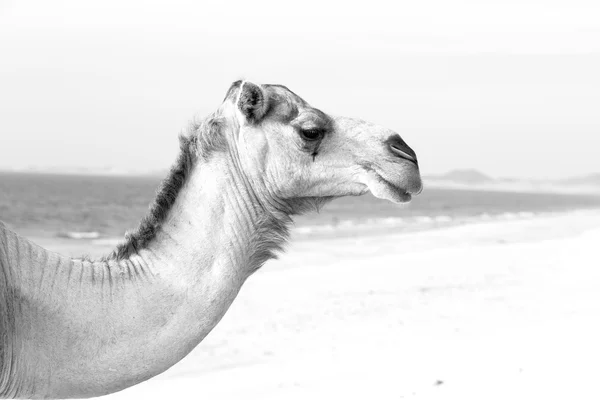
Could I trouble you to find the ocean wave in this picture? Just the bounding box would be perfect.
[53,211,541,242]
[414,216,434,223]
[56,231,101,240]
[497,212,536,220]
[292,211,542,237]
[294,214,450,236]
[434,215,453,223]
[518,211,535,218]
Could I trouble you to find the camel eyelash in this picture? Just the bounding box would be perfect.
[298,128,326,142]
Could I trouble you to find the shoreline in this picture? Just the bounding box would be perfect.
[22,207,600,259]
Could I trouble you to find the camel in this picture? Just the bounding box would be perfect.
[0,81,422,399]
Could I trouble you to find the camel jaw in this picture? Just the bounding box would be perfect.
[361,171,418,204]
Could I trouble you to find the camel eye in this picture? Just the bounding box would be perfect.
[299,128,325,141]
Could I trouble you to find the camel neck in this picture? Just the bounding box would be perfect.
[113,153,293,383]
[145,152,290,285]
[28,153,294,398]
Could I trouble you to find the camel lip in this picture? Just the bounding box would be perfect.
[395,191,412,203]
[360,163,421,203]
[379,170,422,199]
[387,183,413,203]
[377,177,414,203]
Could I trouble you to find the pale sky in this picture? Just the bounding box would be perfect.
[1,0,599,179]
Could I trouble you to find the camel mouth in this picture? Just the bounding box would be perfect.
[361,170,418,204]
[378,179,414,203]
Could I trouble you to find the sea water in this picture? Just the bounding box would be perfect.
[1,172,600,242]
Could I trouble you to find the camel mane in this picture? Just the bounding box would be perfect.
[108,114,227,261]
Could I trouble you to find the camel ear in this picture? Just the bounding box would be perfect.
[237,82,268,123]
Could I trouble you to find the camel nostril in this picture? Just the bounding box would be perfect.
[390,144,417,164]
[386,135,418,166]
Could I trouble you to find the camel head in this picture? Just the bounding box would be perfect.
[220,81,422,210]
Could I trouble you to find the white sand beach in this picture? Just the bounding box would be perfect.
[37,210,600,399]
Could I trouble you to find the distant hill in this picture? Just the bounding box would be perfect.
[424,169,600,195]
[427,169,494,184]
[559,174,600,187]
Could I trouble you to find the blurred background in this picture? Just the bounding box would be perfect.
[1,0,600,246]
[1,1,600,399]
